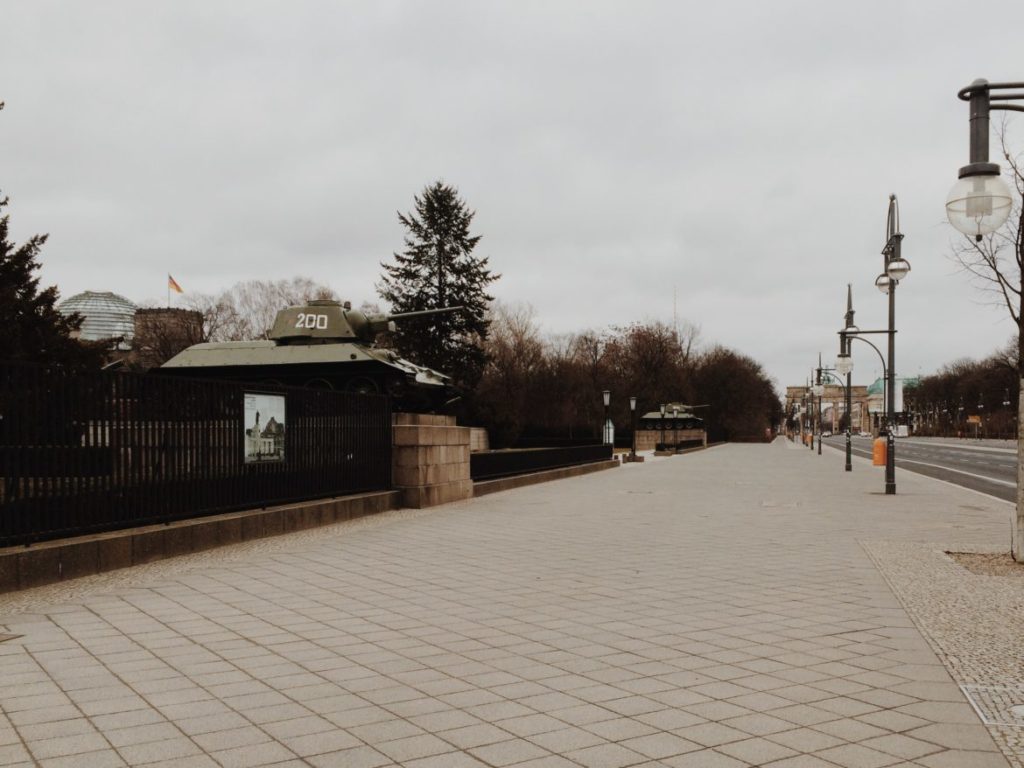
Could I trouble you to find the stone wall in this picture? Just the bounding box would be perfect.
[392,413,473,508]
[635,428,706,451]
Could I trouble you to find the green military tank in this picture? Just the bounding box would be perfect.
[159,300,462,410]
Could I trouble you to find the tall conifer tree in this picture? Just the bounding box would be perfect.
[379,181,498,390]
[0,195,105,369]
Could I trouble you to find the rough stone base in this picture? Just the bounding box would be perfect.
[393,413,473,508]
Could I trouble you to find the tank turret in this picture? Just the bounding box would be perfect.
[159,299,465,412]
[269,300,463,344]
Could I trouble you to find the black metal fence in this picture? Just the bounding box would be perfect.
[0,362,392,547]
[471,444,612,481]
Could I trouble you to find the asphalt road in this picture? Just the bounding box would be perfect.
[821,434,1017,502]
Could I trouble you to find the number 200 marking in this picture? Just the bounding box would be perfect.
[295,313,328,330]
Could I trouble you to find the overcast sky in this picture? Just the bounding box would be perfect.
[3,1,1024,396]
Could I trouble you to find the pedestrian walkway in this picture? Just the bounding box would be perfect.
[1,439,1020,767]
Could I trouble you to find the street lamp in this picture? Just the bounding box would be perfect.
[946,79,1021,241]
[602,390,612,445]
[672,405,679,450]
[837,282,857,471]
[813,357,825,455]
[843,198,907,494]
[629,396,638,460]
[875,195,910,494]
[978,393,985,440]
[659,403,666,450]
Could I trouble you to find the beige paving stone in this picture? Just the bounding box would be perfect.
[917,751,1014,768]
[468,738,551,765]
[673,721,750,748]
[279,729,363,756]
[37,749,127,768]
[207,741,297,767]
[721,712,797,737]
[717,736,800,764]
[190,726,271,752]
[619,731,703,759]
[306,747,394,767]
[661,748,748,767]
[564,742,648,768]
[861,733,944,760]
[583,716,659,741]
[814,742,902,767]
[374,734,453,762]
[527,725,607,752]
[116,737,204,765]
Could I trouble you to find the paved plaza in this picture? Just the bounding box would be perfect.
[1,439,1022,767]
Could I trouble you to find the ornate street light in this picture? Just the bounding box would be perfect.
[672,405,679,450]
[812,357,825,455]
[629,396,638,460]
[659,403,666,450]
[946,79,1021,241]
[602,390,612,445]
[843,195,909,495]
[877,195,909,494]
[978,393,985,440]
[837,283,856,471]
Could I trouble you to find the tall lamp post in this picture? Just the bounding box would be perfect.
[629,396,638,460]
[950,79,1024,557]
[602,390,612,445]
[813,359,824,456]
[837,284,857,471]
[659,403,666,450]
[875,195,911,494]
[978,394,985,440]
[672,405,679,450]
[844,199,908,494]
[806,378,815,450]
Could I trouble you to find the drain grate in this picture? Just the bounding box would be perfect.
[961,684,1024,727]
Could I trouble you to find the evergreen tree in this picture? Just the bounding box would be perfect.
[0,195,106,370]
[378,181,498,389]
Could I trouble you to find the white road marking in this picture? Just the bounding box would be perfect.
[895,458,1015,487]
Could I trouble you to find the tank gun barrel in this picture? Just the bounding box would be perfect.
[388,306,465,321]
[366,306,464,335]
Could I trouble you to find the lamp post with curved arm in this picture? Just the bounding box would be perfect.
[842,291,895,489]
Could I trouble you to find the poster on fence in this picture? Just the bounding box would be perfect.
[243,392,286,463]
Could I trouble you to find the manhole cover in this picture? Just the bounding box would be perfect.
[960,684,1024,727]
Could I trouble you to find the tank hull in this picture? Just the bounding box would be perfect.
[158,341,456,411]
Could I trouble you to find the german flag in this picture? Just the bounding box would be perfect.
[168,274,183,294]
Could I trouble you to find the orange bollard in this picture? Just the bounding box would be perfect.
[872,437,886,466]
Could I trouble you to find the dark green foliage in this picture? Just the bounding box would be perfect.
[378,182,498,391]
[0,195,106,370]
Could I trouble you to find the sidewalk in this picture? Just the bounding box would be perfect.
[1,439,1021,767]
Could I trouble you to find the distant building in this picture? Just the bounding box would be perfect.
[56,290,137,350]
[785,384,870,435]
[132,308,204,369]
[56,291,204,369]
